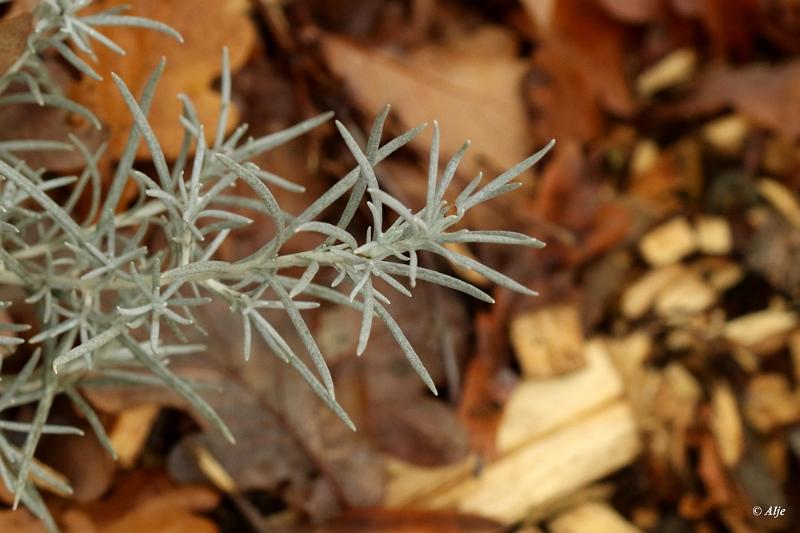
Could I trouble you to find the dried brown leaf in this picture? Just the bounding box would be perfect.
[523,0,634,145]
[65,469,219,533]
[0,13,31,75]
[321,26,530,178]
[669,61,800,139]
[70,0,256,160]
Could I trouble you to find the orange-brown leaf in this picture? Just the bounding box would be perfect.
[0,13,32,75]
[70,0,256,160]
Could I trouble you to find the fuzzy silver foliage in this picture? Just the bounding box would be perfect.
[0,0,552,529]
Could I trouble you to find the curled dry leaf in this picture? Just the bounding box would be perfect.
[64,469,220,533]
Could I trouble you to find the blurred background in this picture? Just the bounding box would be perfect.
[2,0,800,531]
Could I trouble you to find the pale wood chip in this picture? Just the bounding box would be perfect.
[498,340,624,452]
[110,404,160,468]
[653,270,716,317]
[621,264,686,319]
[710,383,744,467]
[636,48,697,97]
[702,114,749,154]
[510,303,585,378]
[695,215,733,255]
[744,374,800,433]
[758,178,800,228]
[724,309,798,354]
[639,217,697,267]
[549,502,642,533]
[429,402,640,524]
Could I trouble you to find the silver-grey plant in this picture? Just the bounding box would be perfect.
[0,0,552,529]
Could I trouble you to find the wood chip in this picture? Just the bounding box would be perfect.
[549,502,642,533]
[639,217,697,267]
[731,347,760,374]
[744,375,800,433]
[790,332,800,385]
[620,264,686,319]
[604,331,652,384]
[190,444,237,493]
[0,14,32,75]
[706,261,744,292]
[661,363,703,410]
[498,340,624,452]
[384,455,479,507]
[110,404,160,468]
[763,436,789,484]
[758,178,800,228]
[428,402,640,524]
[653,270,716,317]
[702,114,749,154]
[510,303,586,378]
[710,383,744,467]
[723,309,798,354]
[695,216,733,255]
[636,48,697,97]
[651,363,701,471]
[630,139,659,176]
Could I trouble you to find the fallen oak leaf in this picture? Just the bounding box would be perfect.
[62,469,219,533]
[321,26,531,180]
[0,470,219,533]
[70,0,256,161]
